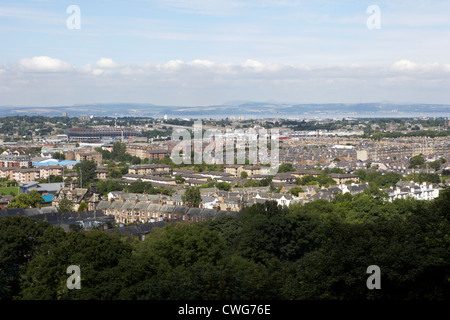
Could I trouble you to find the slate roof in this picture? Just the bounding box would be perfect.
[215,210,239,218]
[121,202,136,210]
[187,208,202,216]
[147,204,162,212]
[96,201,112,210]
[110,201,125,210]
[347,184,370,193]
[134,202,150,210]
[160,205,175,213]
[105,221,168,236]
[200,208,217,218]
[173,206,189,214]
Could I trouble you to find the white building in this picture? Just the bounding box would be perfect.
[254,192,295,207]
[387,182,441,201]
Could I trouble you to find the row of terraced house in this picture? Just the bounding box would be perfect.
[96,197,238,224]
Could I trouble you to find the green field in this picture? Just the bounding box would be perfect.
[0,187,19,196]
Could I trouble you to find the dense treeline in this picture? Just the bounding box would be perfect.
[1,188,449,300]
[282,119,338,131]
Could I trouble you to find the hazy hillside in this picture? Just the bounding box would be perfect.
[0,102,448,119]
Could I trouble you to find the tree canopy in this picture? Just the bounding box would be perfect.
[7,190,44,209]
[58,197,74,213]
[182,186,202,207]
[1,187,449,300]
[74,160,97,188]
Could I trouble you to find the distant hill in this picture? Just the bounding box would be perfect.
[0,102,448,119]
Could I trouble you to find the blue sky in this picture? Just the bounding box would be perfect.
[0,0,449,107]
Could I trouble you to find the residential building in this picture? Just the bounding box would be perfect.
[386,181,442,201]
[0,155,32,168]
[75,150,103,164]
[97,197,235,224]
[128,164,172,175]
[95,166,108,180]
[224,164,270,177]
[224,164,244,177]
[52,184,100,212]
[39,166,63,180]
[328,173,360,184]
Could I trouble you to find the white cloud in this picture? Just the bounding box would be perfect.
[242,59,265,70]
[17,56,72,72]
[92,69,105,76]
[96,58,120,69]
[391,60,443,73]
[8,57,450,78]
[1,57,449,106]
[391,60,419,72]
[187,59,215,68]
[78,64,93,74]
[158,60,185,71]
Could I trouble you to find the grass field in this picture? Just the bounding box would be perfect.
[0,186,19,196]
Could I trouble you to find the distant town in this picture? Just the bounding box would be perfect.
[0,114,448,236]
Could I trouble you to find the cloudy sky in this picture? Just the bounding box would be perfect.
[0,0,449,107]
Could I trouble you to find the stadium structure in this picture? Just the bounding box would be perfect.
[65,127,143,142]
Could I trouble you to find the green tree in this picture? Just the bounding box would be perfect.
[78,201,88,212]
[427,160,442,172]
[355,170,401,188]
[130,223,231,299]
[278,163,295,173]
[126,180,153,194]
[53,152,65,160]
[7,190,44,209]
[175,175,185,184]
[208,215,243,247]
[289,186,305,196]
[96,180,125,196]
[418,172,441,184]
[316,174,336,187]
[215,181,231,191]
[0,216,52,299]
[290,208,450,299]
[234,201,292,263]
[295,174,335,187]
[131,156,141,165]
[432,187,450,220]
[108,166,124,179]
[58,197,74,213]
[74,160,97,188]
[20,231,134,300]
[409,154,425,168]
[112,141,127,158]
[182,186,202,207]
